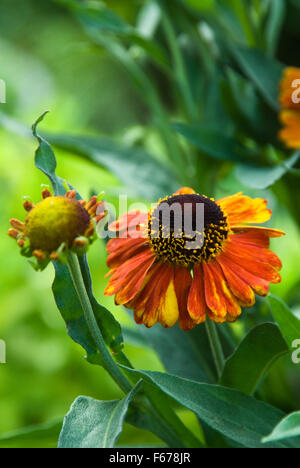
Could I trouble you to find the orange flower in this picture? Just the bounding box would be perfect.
[279,67,300,148]
[104,188,285,330]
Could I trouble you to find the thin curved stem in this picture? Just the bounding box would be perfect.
[67,251,132,394]
[205,319,225,379]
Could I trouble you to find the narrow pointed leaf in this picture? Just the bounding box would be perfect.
[122,368,300,448]
[262,412,300,443]
[230,46,284,111]
[268,294,300,348]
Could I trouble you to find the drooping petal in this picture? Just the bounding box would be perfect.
[173,266,195,330]
[203,262,227,320]
[218,193,272,225]
[107,237,148,268]
[127,263,177,328]
[187,264,207,323]
[105,249,155,305]
[218,253,270,296]
[108,211,148,238]
[205,261,241,321]
[224,240,282,283]
[229,236,282,270]
[217,255,255,308]
[230,226,285,250]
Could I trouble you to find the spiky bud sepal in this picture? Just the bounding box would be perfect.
[8,188,105,271]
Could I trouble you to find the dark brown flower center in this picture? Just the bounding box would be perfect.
[148,194,228,265]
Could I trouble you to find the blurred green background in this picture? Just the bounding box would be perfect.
[0,0,300,448]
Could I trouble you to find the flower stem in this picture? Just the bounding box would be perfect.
[205,319,225,379]
[67,251,132,394]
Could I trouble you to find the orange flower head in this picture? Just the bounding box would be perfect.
[105,188,285,330]
[279,67,300,148]
[9,188,105,270]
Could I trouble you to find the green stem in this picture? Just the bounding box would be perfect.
[205,320,225,379]
[67,252,132,394]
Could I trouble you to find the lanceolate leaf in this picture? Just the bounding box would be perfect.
[173,123,254,163]
[262,412,300,444]
[52,261,123,354]
[230,46,284,111]
[32,113,124,354]
[58,0,169,71]
[122,368,300,448]
[220,323,288,395]
[47,133,178,199]
[32,112,66,196]
[235,151,300,189]
[58,382,142,448]
[264,0,286,57]
[268,294,300,348]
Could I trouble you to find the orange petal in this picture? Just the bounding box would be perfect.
[205,261,241,320]
[231,225,285,240]
[229,237,282,270]
[203,262,227,319]
[217,255,255,308]
[129,263,176,328]
[104,250,155,304]
[173,267,195,330]
[217,193,272,225]
[107,237,148,268]
[219,253,270,297]
[279,110,300,149]
[224,240,282,283]
[173,187,196,195]
[108,211,148,238]
[187,264,207,323]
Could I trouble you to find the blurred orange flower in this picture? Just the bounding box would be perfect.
[279,67,300,148]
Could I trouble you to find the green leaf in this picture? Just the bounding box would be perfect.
[0,420,62,448]
[122,368,300,448]
[221,68,279,144]
[58,382,142,448]
[141,325,214,382]
[262,412,300,443]
[131,384,203,448]
[264,0,286,57]
[268,294,300,348]
[138,322,234,383]
[173,123,253,163]
[32,114,124,354]
[53,259,124,355]
[47,133,178,199]
[32,112,67,196]
[220,323,288,395]
[230,46,284,111]
[236,151,300,189]
[57,0,169,71]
